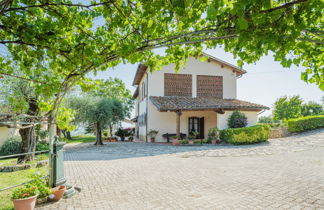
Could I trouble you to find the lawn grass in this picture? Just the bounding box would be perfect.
[63,135,96,144]
[0,155,49,210]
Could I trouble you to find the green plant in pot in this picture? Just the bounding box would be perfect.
[187,134,195,144]
[208,127,220,144]
[191,131,199,139]
[179,139,189,145]
[171,136,180,146]
[147,129,159,143]
[27,173,51,204]
[12,185,39,210]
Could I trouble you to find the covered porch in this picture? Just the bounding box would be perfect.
[148,96,269,142]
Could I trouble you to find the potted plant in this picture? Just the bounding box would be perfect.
[27,174,51,205]
[179,139,189,145]
[12,185,39,210]
[192,131,199,139]
[50,185,66,201]
[147,129,159,143]
[208,127,220,144]
[171,136,180,146]
[193,139,201,145]
[188,134,195,144]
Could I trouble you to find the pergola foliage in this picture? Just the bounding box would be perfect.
[0,0,323,118]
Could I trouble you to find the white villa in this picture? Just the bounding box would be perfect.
[132,53,269,142]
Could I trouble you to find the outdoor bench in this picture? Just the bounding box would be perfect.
[162,133,187,143]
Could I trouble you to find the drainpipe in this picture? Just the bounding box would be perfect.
[146,72,149,143]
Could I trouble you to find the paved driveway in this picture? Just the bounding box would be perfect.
[38,129,324,209]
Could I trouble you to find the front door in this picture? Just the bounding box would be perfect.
[188,117,204,139]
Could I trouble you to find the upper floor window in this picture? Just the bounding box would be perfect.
[139,79,147,101]
[164,73,192,96]
[197,75,223,98]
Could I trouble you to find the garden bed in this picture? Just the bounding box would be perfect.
[0,160,48,172]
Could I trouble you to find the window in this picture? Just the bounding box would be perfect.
[138,113,147,127]
[140,80,147,101]
[164,73,192,96]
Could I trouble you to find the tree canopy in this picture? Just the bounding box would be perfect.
[273,95,303,120]
[0,0,322,120]
[88,78,133,119]
[301,101,323,116]
[68,96,125,145]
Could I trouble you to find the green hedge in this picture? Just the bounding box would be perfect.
[288,115,324,133]
[220,125,270,145]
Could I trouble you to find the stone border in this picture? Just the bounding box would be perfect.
[0,160,48,172]
[269,127,290,139]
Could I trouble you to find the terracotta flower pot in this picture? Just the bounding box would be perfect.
[151,137,155,143]
[12,195,37,210]
[211,140,217,144]
[51,185,66,201]
[172,139,179,146]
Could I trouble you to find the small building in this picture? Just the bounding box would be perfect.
[0,126,19,147]
[132,53,269,142]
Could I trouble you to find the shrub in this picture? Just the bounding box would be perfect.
[193,139,201,144]
[220,125,270,145]
[0,136,21,156]
[228,111,248,128]
[258,116,273,123]
[288,115,324,132]
[36,141,49,151]
[179,139,189,144]
[202,139,211,144]
[115,128,132,141]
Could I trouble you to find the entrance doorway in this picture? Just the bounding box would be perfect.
[188,117,204,139]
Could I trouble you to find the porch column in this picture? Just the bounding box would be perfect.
[175,110,182,137]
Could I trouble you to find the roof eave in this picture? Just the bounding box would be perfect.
[132,64,148,86]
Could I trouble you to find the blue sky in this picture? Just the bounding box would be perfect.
[90,48,323,117]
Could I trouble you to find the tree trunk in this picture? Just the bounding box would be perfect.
[66,131,72,140]
[17,98,39,164]
[94,122,103,145]
[18,126,36,163]
[56,125,61,137]
[109,124,113,137]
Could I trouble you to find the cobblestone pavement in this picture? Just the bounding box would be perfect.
[38,129,324,210]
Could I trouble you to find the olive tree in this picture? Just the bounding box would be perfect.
[69,96,125,145]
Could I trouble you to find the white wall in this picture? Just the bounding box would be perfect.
[0,127,19,147]
[147,56,237,99]
[217,111,259,130]
[137,73,148,141]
